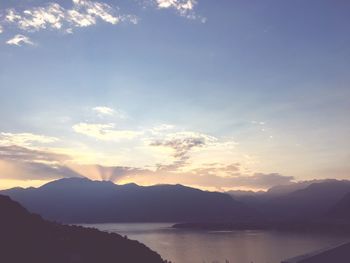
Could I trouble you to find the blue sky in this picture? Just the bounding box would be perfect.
[0,0,349,190]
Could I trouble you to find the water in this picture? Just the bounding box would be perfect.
[80,223,350,263]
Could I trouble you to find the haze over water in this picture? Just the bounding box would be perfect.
[82,223,350,263]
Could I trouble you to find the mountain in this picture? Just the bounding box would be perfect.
[327,191,350,221]
[173,180,350,233]
[226,190,265,198]
[231,180,350,221]
[267,180,350,220]
[227,180,325,203]
[0,177,254,223]
[0,194,165,263]
[266,180,325,196]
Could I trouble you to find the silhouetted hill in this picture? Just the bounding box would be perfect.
[327,191,350,221]
[0,195,165,263]
[1,178,254,223]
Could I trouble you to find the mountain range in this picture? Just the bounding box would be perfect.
[328,191,350,221]
[2,177,350,226]
[0,177,254,223]
[229,179,350,222]
[174,180,350,232]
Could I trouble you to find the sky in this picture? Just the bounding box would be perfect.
[0,0,349,191]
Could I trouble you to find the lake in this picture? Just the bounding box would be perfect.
[80,223,350,263]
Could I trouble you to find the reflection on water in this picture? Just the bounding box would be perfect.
[80,223,350,263]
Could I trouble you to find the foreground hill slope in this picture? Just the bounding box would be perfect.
[0,195,165,263]
[1,178,254,223]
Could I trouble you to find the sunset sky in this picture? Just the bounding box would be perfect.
[0,0,349,191]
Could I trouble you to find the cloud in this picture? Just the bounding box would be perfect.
[6,34,34,46]
[5,4,65,31]
[0,0,204,46]
[0,134,73,181]
[156,0,196,12]
[0,159,82,181]
[92,106,127,118]
[71,0,119,25]
[149,131,221,170]
[73,122,141,141]
[0,145,69,164]
[92,106,115,116]
[150,132,210,158]
[153,0,205,22]
[149,132,214,170]
[0,145,81,181]
[148,124,175,134]
[1,0,137,40]
[0,132,58,147]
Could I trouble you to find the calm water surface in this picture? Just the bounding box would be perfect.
[81,223,350,263]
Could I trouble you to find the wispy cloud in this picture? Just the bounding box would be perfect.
[148,130,238,172]
[1,0,138,44]
[0,145,81,182]
[153,0,205,22]
[149,124,175,133]
[92,106,127,119]
[92,106,115,116]
[0,132,58,147]
[0,145,69,164]
[149,131,216,170]
[0,159,82,181]
[6,34,34,46]
[156,0,196,13]
[0,0,204,46]
[73,122,141,141]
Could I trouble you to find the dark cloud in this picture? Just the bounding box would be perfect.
[0,145,70,163]
[0,145,81,181]
[150,133,211,171]
[150,137,206,159]
[0,159,82,180]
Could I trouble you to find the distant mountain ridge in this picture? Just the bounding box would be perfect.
[229,179,350,221]
[0,177,255,223]
[328,191,350,220]
[267,180,350,220]
[0,194,165,263]
[174,180,350,232]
